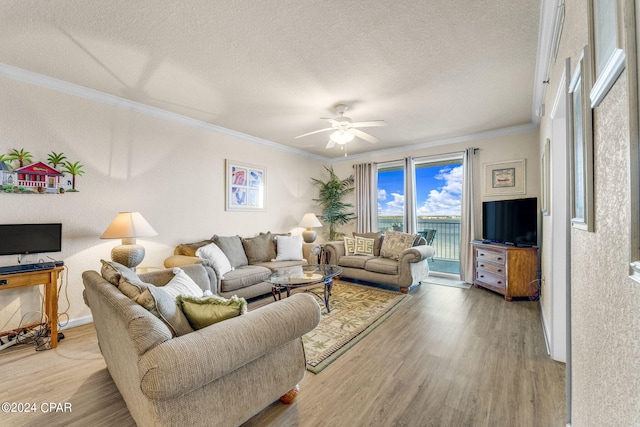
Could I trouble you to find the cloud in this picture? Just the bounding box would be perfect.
[378,188,387,201]
[379,192,405,216]
[417,165,463,216]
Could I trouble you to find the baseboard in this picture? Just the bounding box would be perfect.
[540,303,551,356]
[60,315,93,330]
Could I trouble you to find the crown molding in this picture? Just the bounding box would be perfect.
[0,63,329,162]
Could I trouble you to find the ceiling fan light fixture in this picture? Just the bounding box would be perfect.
[330,129,355,145]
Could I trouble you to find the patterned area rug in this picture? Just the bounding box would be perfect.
[302,281,409,374]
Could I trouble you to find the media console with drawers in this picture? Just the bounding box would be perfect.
[472,242,538,301]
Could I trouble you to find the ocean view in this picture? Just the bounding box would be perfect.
[379,216,461,261]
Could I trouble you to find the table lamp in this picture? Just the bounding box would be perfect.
[299,213,322,243]
[100,212,158,269]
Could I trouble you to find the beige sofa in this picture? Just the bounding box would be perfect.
[324,231,435,293]
[164,232,320,300]
[82,263,321,427]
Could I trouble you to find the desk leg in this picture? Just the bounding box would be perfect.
[47,270,59,348]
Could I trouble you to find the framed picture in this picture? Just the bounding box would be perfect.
[483,159,526,196]
[225,160,266,211]
[541,138,551,216]
[569,47,594,231]
[588,0,626,107]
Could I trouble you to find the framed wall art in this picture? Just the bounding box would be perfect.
[569,46,594,231]
[225,160,266,211]
[483,159,526,196]
[588,0,626,107]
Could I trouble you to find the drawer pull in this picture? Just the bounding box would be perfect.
[497,281,502,284]
[497,257,503,261]
[479,263,484,267]
[497,269,502,273]
[0,280,7,286]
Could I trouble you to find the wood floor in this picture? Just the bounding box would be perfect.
[0,283,566,427]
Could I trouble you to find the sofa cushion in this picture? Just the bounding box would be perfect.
[196,242,233,277]
[365,257,399,275]
[213,235,249,268]
[353,232,382,256]
[242,232,275,264]
[354,236,375,256]
[274,235,303,261]
[380,231,418,260]
[338,255,375,269]
[220,265,271,292]
[174,239,213,257]
[177,295,247,330]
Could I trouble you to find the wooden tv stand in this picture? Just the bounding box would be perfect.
[0,267,63,348]
[472,242,538,301]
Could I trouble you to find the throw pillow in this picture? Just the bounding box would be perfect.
[344,237,356,255]
[354,236,375,256]
[100,259,140,286]
[273,235,303,261]
[160,268,205,300]
[241,232,274,264]
[196,242,233,278]
[380,231,418,260]
[173,239,214,257]
[136,286,195,337]
[118,274,153,301]
[177,295,248,330]
[213,235,249,268]
[353,232,382,256]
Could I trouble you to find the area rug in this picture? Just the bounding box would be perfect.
[424,276,471,289]
[302,281,409,374]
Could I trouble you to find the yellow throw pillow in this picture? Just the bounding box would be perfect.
[177,295,248,330]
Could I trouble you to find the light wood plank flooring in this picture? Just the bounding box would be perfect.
[0,283,565,427]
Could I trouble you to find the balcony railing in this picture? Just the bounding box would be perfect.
[378,217,461,261]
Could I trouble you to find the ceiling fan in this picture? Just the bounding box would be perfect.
[295,104,388,149]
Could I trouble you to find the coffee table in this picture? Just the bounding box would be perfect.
[269,264,342,312]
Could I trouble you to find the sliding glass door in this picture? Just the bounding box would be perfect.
[377,155,463,276]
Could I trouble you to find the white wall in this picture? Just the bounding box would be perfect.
[0,75,324,331]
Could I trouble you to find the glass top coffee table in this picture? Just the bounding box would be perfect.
[269,264,342,312]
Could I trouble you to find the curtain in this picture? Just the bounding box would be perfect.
[354,163,378,233]
[460,148,476,282]
[404,157,417,234]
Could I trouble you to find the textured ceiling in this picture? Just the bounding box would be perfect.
[0,0,542,158]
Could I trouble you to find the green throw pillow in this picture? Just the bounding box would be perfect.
[177,295,248,330]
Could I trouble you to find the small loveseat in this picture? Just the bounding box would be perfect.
[164,232,320,300]
[82,262,321,427]
[324,231,435,293]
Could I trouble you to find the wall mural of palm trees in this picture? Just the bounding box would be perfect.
[0,148,85,194]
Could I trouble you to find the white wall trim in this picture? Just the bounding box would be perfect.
[0,63,328,162]
[59,315,93,331]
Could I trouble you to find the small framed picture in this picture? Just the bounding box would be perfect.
[225,160,266,211]
[483,159,526,196]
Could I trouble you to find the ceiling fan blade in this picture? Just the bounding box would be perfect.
[295,127,333,138]
[325,140,336,149]
[351,120,388,128]
[351,128,379,144]
[318,118,341,126]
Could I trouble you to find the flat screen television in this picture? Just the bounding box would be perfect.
[0,223,62,256]
[482,198,537,247]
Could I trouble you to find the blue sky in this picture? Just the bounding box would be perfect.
[378,163,463,217]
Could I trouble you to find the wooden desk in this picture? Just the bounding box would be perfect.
[0,267,63,348]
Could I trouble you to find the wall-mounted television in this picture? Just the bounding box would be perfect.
[0,223,62,256]
[482,198,537,247]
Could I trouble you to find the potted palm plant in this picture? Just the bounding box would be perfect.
[311,165,356,241]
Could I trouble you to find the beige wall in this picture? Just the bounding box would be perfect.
[540,0,640,424]
[0,76,324,331]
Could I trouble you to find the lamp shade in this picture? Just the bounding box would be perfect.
[100,212,157,269]
[100,212,158,240]
[299,213,322,228]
